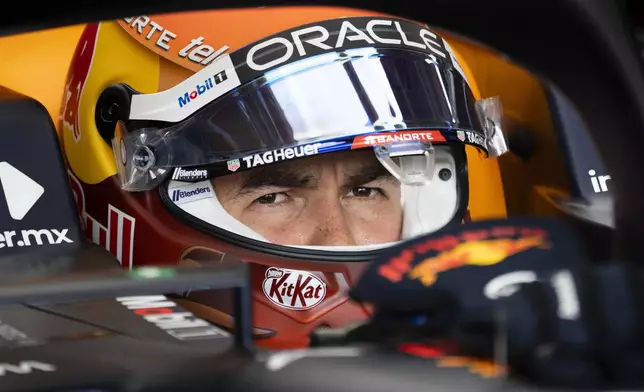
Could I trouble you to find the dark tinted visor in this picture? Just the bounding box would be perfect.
[119,47,485,170]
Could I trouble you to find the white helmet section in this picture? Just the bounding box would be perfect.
[166,148,459,251]
[401,148,458,239]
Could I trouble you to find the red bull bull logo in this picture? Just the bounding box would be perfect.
[409,236,548,286]
[378,226,550,285]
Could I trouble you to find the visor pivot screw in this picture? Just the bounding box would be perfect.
[107,103,119,117]
[132,145,156,172]
[379,145,389,153]
[95,84,133,143]
[439,168,452,181]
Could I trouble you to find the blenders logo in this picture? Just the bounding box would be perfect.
[241,143,321,169]
[242,17,449,74]
[177,70,228,108]
[172,168,209,181]
[170,184,212,205]
[116,295,230,340]
[351,130,445,149]
[262,267,326,310]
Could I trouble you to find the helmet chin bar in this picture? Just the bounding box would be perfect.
[374,140,436,186]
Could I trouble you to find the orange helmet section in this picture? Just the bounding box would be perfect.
[443,32,570,217]
[447,48,507,221]
[0,25,84,126]
[61,22,160,185]
[60,7,508,222]
[117,7,389,73]
[62,7,388,185]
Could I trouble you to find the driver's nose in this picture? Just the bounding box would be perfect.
[303,198,356,246]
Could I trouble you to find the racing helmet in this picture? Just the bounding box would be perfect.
[60,6,509,348]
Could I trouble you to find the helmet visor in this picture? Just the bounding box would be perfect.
[115,47,490,191]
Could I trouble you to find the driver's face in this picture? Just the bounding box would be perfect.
[214,150,402,246]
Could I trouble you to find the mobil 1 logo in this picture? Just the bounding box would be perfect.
[177,70,228,108]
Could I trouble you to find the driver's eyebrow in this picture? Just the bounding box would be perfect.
[340,161,395,193]
[238,166,317,195]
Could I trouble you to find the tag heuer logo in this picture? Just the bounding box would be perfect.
[227,159,241,172]
[457,131,465,142]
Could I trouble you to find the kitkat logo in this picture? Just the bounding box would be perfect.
[262,267,327,310]
[351,130,445,149]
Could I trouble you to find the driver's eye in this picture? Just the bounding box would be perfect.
[353,187,372,197]
[254,193,288,205]
[257,194,277,204]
